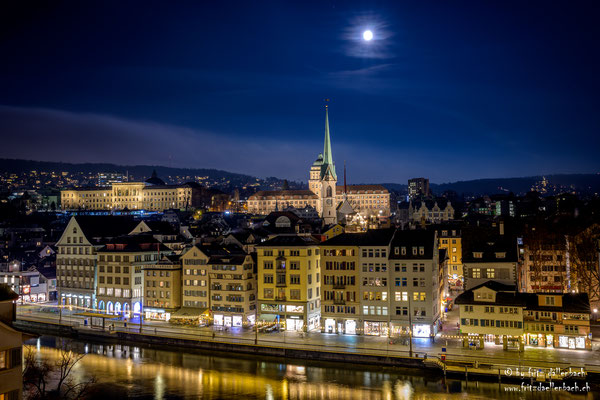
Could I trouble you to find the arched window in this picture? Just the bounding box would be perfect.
[326,186,332,197]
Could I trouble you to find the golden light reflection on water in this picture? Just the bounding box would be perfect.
[26,342,588,400]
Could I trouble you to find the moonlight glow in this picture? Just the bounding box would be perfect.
[363,30,373,41]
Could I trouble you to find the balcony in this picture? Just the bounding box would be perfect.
[275,296,286,301]
[276,282,287,287]
[333,299,346,305]
[333,283,346,289]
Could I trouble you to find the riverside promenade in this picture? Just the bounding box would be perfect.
[15,303,600,384]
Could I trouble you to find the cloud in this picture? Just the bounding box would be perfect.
[1,105,594,185]
[0,105,317,180]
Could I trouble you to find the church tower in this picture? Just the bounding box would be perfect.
[319,105,337,225]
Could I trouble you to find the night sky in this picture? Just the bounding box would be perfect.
[1,1,598,183]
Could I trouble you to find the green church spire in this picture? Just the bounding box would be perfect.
[321,105,337,180]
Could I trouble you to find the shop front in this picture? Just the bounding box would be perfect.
[324,318,336,333]
[286,316,304,331]
[169,307,210,326]
[558,335,587,349]
[144,307,171,322]
[412,323,431,338]
[22,293,47,303]
[345,319,357,334]
[525,333,555,348]
[213,314,245,328]
[364,321,388,336]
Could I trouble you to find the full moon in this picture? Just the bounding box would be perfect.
[363,30,373,41]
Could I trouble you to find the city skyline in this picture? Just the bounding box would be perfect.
[1,1,599,182]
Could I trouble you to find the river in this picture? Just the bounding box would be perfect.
[25,336,595,399]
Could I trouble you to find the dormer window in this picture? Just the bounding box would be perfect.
[419,247,424,255]
[401,247,406,255]
[412,247,417,256]
[442,230,448,237]
[394,247,399,255]
[473,252,483,258]
[495,252,506,259]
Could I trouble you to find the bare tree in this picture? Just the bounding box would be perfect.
[569,224,600,308]
[23,345,96,400]
[523,225,567,293]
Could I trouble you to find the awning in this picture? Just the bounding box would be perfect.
[259,314,279,322]
[169,307,210,319]
[74,312,120,319]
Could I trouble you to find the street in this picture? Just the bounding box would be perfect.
[16,302,600,373]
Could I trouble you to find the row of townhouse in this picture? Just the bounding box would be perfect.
[256,229,443,337]
[55,216,443,337]
[56,216,257,326]
[456,281,592,350]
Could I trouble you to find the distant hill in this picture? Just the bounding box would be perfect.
[380,174,600,197]
[0,158,305,194]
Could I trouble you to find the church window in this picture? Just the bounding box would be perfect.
[327,187,332,197]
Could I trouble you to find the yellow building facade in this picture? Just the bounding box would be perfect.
[143,255,182,321]
[257,236,321,331]
[438,228,463,289]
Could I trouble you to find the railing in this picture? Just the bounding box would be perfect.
[333,283,345,289]
[333,299,346,305]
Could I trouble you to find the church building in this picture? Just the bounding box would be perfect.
[247,107,390,224]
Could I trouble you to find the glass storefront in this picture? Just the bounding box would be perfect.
[286,318,304,331]
[413,324,431,338]
[324,318,336,333]
[233,316,243,327]
[345,320,357,335]
[558,335,587,349]
[214,314,224,326]
[364,321,388,336]
[145,308,170,322]
[22,293,47,303]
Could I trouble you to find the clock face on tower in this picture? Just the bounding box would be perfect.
[326,199,332,206]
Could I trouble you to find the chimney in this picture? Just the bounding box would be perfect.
[499,220,505,236]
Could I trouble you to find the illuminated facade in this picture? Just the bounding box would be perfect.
[388,230,440,338]
[208,253,257,328]
[456,281,592,350]
[56,216,137,308]
[61,172,197,211]
[437,227,463,289]
[96,235,171,317]
[143,254,182,322]
[319,237,360,334]
[257,235,321,332]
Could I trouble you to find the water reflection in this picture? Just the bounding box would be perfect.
[27,336,593,399]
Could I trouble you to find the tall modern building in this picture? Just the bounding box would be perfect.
[408,178,430,200]
[248,107,390,222]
